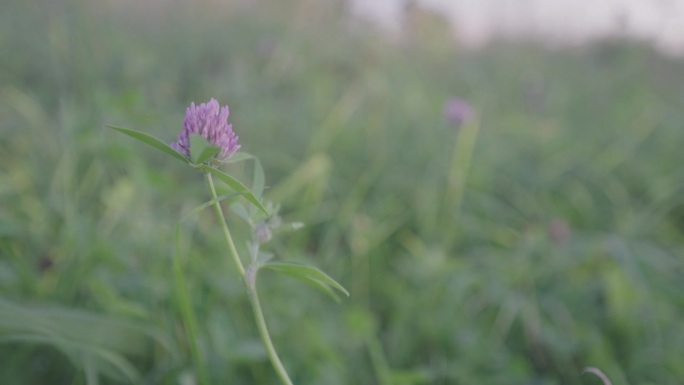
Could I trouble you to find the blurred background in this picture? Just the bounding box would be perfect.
[2,0,684,384]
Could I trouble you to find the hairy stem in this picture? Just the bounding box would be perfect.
[204,172,246,278]
[204,172,293,385]
[248,282,294,385]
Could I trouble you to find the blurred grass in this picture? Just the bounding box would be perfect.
[2,0,684,384]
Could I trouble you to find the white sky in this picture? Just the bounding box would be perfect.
[349,0,684,55]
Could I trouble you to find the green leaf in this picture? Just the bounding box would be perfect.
[197,146,220,164]
[190,135,220,164]
[220,151,263,199]
[252,158,265,200]
[229,202,252,223]
[106,125,189,164]
[222,151,254,164]
[199,165,269,215]
[261,261,349,301]
[181,192,244,222]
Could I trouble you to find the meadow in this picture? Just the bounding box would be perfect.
[2,1,684,384]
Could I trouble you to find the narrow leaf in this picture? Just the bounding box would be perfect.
[229,202,252,223]
[298,276,342,302]
[222,152,254,164]
[107,125,189,163]
[181,193,244,222]
[262,261,349,299]
[199,165,268,215]
[253,158,265,200]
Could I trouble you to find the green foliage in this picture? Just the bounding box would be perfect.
[0,298,177,384]
[107,125,190,164]
[189,135,220,165]
[199,165,269,215]
[261,262,349,302]
[2,0,684,384]
[106,125,269,215]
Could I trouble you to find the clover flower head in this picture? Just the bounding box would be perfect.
[171,98,241,161]
[444,97,475,126]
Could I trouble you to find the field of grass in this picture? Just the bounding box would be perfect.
[2,0,684,384]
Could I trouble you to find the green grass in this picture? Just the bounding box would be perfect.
[2,0,684,384]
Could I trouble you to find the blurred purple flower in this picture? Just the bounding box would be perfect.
[444,97,475,126]
[548,219,571,245]
[171,98,241,161]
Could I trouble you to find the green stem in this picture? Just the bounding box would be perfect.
[248,284,294,385]
[204,172,294,385]
[442,118,481,247]
[204,172,246,278]
[173,224,211,385]
[444,118,480,216]
[367,336,392,385]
